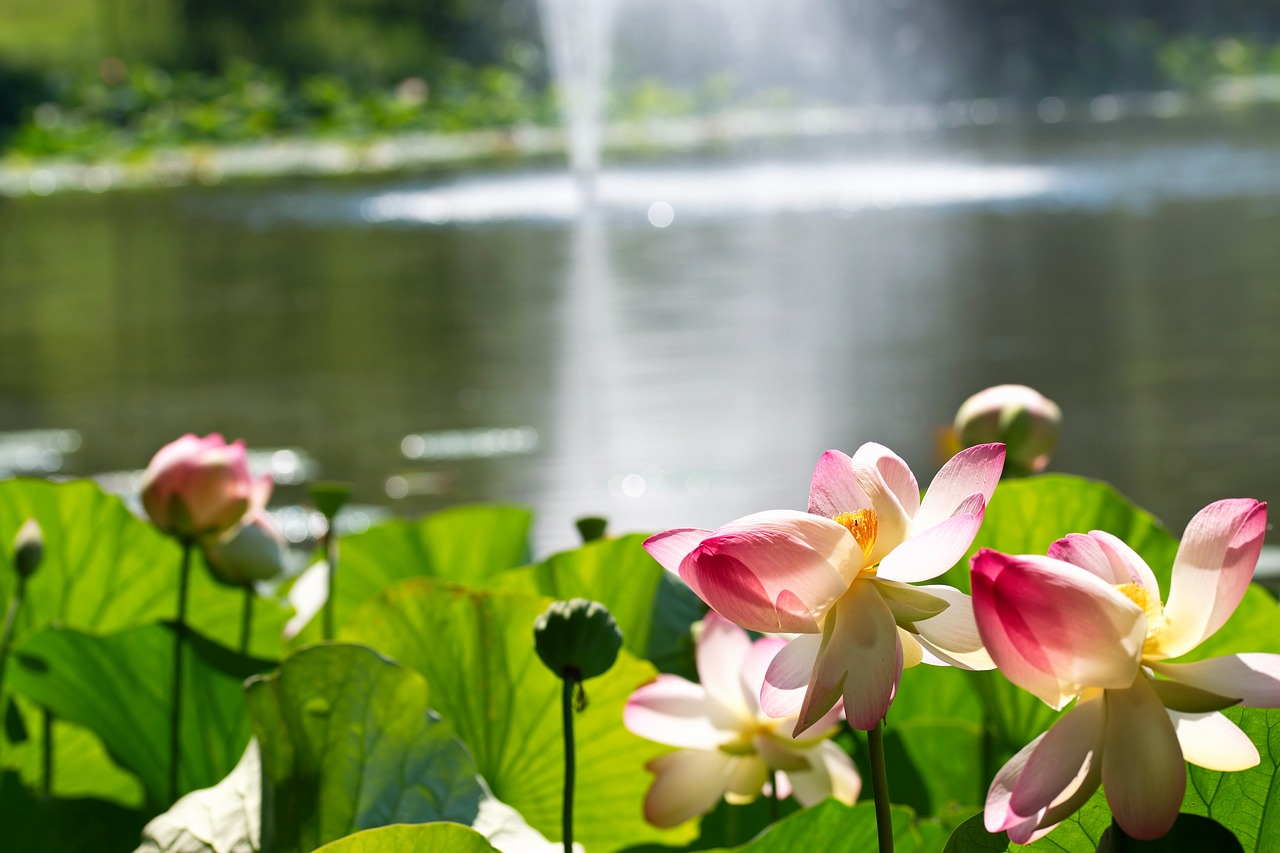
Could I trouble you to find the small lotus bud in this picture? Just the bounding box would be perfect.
[12,519,43,579]
[575,516,608,543]
[533,598,622,682]
[202,511,287,587]
[309,481,352,521]
[954,384,1062,476]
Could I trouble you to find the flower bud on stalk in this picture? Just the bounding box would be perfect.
[2,520,43,709]
[534,599,622,853]
[534,598,623,688]
[202,510,287,588]
[140,434,264,541]
[955,384,1061,476]
[13,519,44,579]
[139,432,265,804]
[309,481,352,643]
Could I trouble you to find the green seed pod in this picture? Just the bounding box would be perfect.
[574,516,608,543]
[533,598,622,682]
[309,481,352,521]
[13,519,43,579]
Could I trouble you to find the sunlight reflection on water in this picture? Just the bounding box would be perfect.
[357,161,1060,224]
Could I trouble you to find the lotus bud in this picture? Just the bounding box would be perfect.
[202,510,287,588]
[140,434,263,541]
[954,384,1061,476]
[534,598,622,684]
[12,519,43,579]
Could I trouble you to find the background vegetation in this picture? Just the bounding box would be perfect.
[3,0,1280,160]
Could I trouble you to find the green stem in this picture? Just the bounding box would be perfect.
[42,707,52,798]
[322,529,337,642]
[239,586,254,656]
[981,710,996,791]
[169,540,192,804]
[561,676,576,853]
[0,576,25,697]
[868,719,894,853]
[726,801,741,845]
[769,769,780,823]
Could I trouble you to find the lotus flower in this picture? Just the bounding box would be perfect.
[971,498,1276,842]
[624,613,860,827]
[645,442,1005,733]
[140,434,265,541]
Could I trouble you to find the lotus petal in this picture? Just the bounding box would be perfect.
[1159,499,1266,658]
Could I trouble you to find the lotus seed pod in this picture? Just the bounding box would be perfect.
[533,598,622,681]
[310,481,352,521]
[13,518,43,579]
[575,516,608,543]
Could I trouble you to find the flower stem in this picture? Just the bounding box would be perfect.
[239,586,254,656]
[0,576,26,698]
[322,528,337,641]
[169,540,192,804]
[41,707,52,798]
[561,676,576,853]
[868,718,894,853]
[769,769,780,823]
[0,578,26,777]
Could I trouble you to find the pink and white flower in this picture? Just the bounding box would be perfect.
[971,498,1276,842]
[624,613,860,827]
[645,442,1005,733]
[140,434,265,541]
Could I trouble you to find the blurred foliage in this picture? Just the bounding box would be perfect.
[1159,36,1280,90]
[0,58,557,160]
[854,1,1280,99]
[4,1,1280,160]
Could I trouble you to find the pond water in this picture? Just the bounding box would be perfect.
[2,114,1279,556]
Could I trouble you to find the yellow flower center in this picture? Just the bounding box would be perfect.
[1114,582,1166,656]
[718,720,779,756]
[833,509,878,561]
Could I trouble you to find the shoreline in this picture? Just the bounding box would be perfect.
[4,76,1280,199]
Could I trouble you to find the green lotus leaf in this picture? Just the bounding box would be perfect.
[244,642,489,853]
[0,478,290,658]
[310,822,500,853]
[487,534,705,679]
[287,504,532,644]
[7,622,273,807]
[339,580,696,852]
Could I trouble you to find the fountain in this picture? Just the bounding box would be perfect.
[535,0,617,199]
[356,0,1061,226]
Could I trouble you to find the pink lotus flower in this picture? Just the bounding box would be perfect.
[971,498,1276,842]
[140,434,265,541]
[645,442,1005,733]
[624,613,860,827]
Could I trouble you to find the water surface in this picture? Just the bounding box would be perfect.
[2,117,1278,555]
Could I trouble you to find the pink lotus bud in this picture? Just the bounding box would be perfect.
[954,385,1061,475]
[202,510,287,587]
[139,434,260,540]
